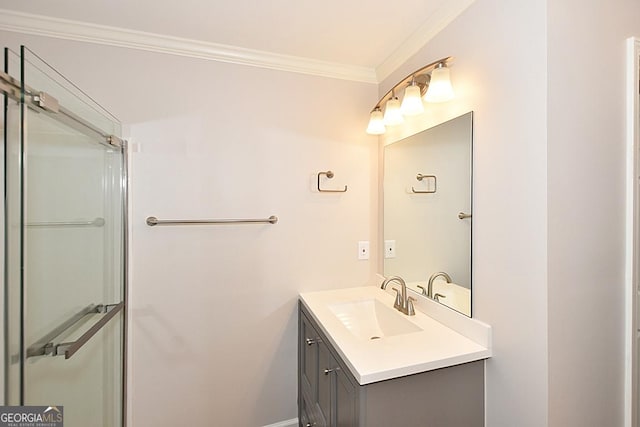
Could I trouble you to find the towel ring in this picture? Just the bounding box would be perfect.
[317,171,347,193]
[411,174,436,194]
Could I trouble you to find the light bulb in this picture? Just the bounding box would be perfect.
[383,96,404,126]
[400,80,424,115]
[424,64,454,103]
[366,108,385,135]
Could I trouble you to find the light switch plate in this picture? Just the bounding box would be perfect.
[358,241,370,260]
[384,240,396,259]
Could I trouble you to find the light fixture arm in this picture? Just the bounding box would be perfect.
[369,56,453,113]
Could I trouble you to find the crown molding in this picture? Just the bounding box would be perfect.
[375,0,475,82]
[0,9,378,84]
[0,3,474,86]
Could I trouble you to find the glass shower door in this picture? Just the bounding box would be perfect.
[3,47,126,427]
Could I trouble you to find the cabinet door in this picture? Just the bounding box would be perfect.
[300,393,317,427]
[300,308,358,427]
[317,342,334,426]
[334,367,357,427]
[300,314,320,400]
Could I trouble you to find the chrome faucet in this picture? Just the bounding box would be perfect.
[425,271,452,299]
[380,276,415,316]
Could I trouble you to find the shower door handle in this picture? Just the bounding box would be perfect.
[55,301,124,359]
[26,301,124,359]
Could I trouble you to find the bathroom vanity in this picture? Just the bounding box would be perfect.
[298,286,491,427]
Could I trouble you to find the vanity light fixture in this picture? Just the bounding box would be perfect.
[366,57,454,135]
[400,77,424,116]
[423,63,455,103]
[383,90,404,126]
[366,107,386,135]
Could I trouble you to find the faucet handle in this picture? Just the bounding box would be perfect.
[391,287,403,310]
[406,296,416,316]
[416,285,428,296]
[434,293,447,302]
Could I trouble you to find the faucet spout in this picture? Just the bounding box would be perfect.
[380,276,414,316]
[427,272,452,299]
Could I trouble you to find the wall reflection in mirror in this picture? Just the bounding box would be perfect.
[383,112,473,316]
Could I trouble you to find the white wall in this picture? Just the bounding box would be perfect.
[379,0,549,425]
[0,32,379,426]
[380,0,640,425]
[126,54,378,427]
[547,0,640,425]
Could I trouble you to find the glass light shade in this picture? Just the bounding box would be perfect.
[424,66,454,103]
[366,108,385,135]
[383,97,404,126]
[400,83,424,115]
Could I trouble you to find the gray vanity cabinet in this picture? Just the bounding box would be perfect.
[299,306,357,427]
[298,302,485,427]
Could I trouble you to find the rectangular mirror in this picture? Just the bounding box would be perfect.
[383,112,473,316]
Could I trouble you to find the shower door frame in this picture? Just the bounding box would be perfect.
[0,50,128,426]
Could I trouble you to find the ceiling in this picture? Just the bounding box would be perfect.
[0,0,474,82]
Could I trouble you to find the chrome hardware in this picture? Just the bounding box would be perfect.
[33,91,60,113]
[411,174,437,194]
[381,276,415,316]
[26,217,105,228]
[305,338,320,346]
[324,367,340,375]
[317,170,347,193]
[434,293,447,302]
[406,296,416,316]
[27,302,123,359]
[458,212,472,219]
[0,70,21,98]
[0,70,118,147]
[27,304,101,358]
[107,135,124,148]
[391,287,403,310]
[146,215,278,226]
[427,272,452,299]
[416,285,428,296]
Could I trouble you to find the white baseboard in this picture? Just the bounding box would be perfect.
[262,418,298,427]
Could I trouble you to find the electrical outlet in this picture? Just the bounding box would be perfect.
[358,241,370,260]
[384,240,396,259]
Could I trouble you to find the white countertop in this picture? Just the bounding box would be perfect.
[299,286,492,385]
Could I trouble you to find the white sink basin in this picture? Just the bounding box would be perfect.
[328,298,422,340]
[300,286,492,384]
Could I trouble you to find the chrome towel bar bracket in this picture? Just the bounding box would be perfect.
[146,216,278,226]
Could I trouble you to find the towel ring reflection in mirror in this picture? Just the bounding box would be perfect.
[411,174,437,194]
